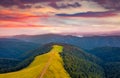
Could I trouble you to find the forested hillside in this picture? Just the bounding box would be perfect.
[88,46,120,78]
[0,43,119,78]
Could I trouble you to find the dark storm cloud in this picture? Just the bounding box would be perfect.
[56,11,117,17]
[0,0,61,8]
[0,0,81,9]
[20,0,61,3]
[0,0,31,8]
[49,2,81,9]
[0,0,120,10]
[0,0,18,7]
[88,0,120,10]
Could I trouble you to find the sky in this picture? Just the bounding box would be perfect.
[0,0,120,36]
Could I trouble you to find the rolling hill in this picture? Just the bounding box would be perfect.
[0,43,120,78]
[0,45,70,78]
[0,43,105,78]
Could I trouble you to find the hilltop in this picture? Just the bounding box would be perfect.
[0,43,105,78]
[0,45,70,78]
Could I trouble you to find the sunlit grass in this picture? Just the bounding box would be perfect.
[0,45,70,78]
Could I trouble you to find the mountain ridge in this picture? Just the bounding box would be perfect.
[12,34,120,49]
[0,43,105,78]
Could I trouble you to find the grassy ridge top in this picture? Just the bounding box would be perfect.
[0,45,70,78]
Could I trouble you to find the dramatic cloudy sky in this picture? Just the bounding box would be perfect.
[0,0,120,36]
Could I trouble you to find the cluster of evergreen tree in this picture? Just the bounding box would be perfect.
[0,43,120,78]
[0,57,33,73]
[60,44,105,78]
[88,47,120,78]
[104,62,120,78]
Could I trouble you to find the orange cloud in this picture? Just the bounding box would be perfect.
[0,9,49,21]
[0,24,51,28]
[0,9,50,28]
[0,19,50,28]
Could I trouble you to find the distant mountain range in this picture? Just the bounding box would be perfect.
[0,34,120,59]
[88,47,120,62]
[13,34,120,49]
[0,38,39,59]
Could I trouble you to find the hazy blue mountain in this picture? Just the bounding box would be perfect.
[0,38,39,59]
[88,47,120,62]
[13,34,120,50]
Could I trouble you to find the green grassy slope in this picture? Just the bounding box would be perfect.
[0,45,70,78]
[0,43,107,78]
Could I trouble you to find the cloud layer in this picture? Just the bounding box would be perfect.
[0,0,120,36]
